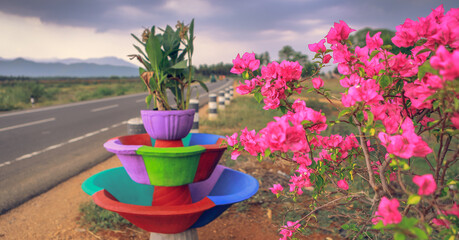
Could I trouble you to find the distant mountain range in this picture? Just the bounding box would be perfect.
[0,57,139,77]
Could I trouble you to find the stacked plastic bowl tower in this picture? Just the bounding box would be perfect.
[81,110,259,235]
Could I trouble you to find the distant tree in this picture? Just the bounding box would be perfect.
[348,27,412,55]
[278,46,296,61]
[256,51,270,66]
[195,62,233,77]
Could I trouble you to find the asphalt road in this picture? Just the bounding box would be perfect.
[0,79,233,214]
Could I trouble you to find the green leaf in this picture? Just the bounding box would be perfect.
[279,106,287,114]
[341,224,350,230]
[145,94,153,109]
[379,75,391,89]
[139,67,146,76]
[188,19,195,55]
[257,154,263,162]
[131,33,146,47]
[193,80,209,93]
[338,108,352,119]
[254,92,263,103]
[410,228,428,240]
[382,45,393,51]
[372,220,385,230]
[264,148,271,157]
[370,50,380,59]
[366,111,374,126]
[407,194,421,205]
[424,223,433,235]
[171,60,188,69]
[133,44,150,62]
[440,186,449,198]
[416,48,432,56]
[394,232,406,240]
[418,61,438,80]
[356,111,364,122]
[145,35,163,71]
[398,217,418,229]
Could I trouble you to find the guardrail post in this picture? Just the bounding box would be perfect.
[218,90,225,110]
[127,118,146,135]
[190,98,199,133]
[224,88,230,106]
[208,93,217,121]
[229,86,234,100]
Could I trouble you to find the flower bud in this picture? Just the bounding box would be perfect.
[242,71,250,80]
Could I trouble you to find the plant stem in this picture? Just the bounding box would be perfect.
[355,117,378,195]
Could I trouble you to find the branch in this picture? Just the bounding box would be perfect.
[355,117,378,195]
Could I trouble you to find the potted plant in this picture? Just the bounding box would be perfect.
[129,20,208,140]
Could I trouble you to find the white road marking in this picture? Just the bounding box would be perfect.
[91,104,119,112]
[0,161,11,168]
[44,143,65,151]
[0,120,128,169]
[0,118,56,132]
[68,136,85,143]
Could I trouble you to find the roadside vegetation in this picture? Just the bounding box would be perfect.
[0,77,145,111]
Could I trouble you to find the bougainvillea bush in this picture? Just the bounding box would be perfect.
[228,5,458,240]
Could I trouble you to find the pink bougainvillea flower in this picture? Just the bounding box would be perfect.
[337,179,349,190]
[422,72,445,90]
[340,74,362,88]
[388,52,418,77]
[445,203,459,218]
[430,46,459,81]
[230,52,260,74]
[261,61,280,80]
[392,18,419,48]
[366,32,383,50]
[278,60,303,82]
[354,46,369,62]
[239,127,265,156]
[413,174,437,195]
[326,20,356,45]
[323,54,332,64]
[279,221,301,240]
[378,118,433,159]
[230,150,241,160]
[331,43,351,63]
[236,79,255,95]
[342,79,383,107]
[404,80,436,109]
[311,77,324,89]
[432,218,450,228]
[269,184,284,195]
[308,39,326,53]
[372,197,402,225]
[451,112,459,129]
[226,132,238,146]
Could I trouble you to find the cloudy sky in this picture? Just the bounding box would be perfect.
[0,0,457,66]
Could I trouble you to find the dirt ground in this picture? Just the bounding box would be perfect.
[0,86,339,240]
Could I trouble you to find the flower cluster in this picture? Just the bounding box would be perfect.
[228,4,458,240]
[236,60,303,110]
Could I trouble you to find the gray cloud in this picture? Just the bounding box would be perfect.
[1,0,457,32]
[0,0,457,62]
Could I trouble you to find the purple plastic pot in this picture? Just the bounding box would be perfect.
[141,109,195,140]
